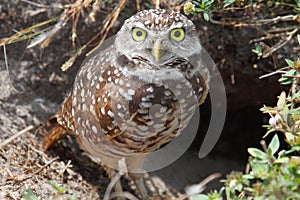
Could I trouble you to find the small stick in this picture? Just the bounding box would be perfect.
[0,125,34,149]
[268,25,300,33]
[249,31,292,43]
[259,70,286,79]
[6,156,59,181]
[263,28,299,58]
[177,173,222,200]
[20,0,50,8]
[86,0,127,57]
[2,45,18,94]
[260,140,268,152]
[282,74,300,78]
[210,14,298,27]
[136,0,140,11]
[155,0,160,9]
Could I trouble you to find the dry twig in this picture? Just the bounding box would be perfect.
[20,0,50,8]
[62,0,127,71]
[262,28,299,58]
[155,0,160,9]
[6,156,59,182]
[0,17,60,47]
[136,0,141,11]
[177,173,222,200]
[0,125,34,149]
[259,70,287,79]
[210,13,298,27]
[210,6,299,58]
[87,0,127,56]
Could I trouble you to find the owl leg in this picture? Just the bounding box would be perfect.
[129,172,150,200]
[127,155,150,200]
[105,167,125,200]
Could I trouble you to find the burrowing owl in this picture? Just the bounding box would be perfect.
[43,9,210,199]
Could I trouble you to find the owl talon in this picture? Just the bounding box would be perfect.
[129,172,150,200]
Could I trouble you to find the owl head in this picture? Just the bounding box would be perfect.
[115,9,202,66]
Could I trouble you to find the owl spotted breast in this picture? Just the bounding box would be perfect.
[42,9,210,199]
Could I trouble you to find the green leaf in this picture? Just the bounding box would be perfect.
[282,104,289,122]
[285,132,296,143]
[250,160,269,178]
[275,157,289,164]
[260,105,275,112]
[203,0,215,7]
[285,59,295,68]
[284,146,300,155]
[298,34,300,44]
[22,189,37,200]
[268,134,280,156]
[287,69,297,75]
[68,193,79,200]
[243,174,254,179]
[49,182,67,194]
[207,190,223,200]
[192,1,202,7]
[279,69,297,85]
[248,148,268,160]
[190,194,209,200]
[224,0,235,8]
[277,91,286,110]
[279,77,294,85]
[263,128,276,138]
[292,146,300,151]
[252,43,262,59]
[203,11,210,21]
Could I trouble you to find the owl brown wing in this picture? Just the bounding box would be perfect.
[187,70,209,105]
[41,46,115,151]
[41,93,74,150]
[59,46,137,158]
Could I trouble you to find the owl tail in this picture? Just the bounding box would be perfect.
[40,115,68,151]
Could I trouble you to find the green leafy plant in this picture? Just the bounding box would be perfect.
[49,182,68,194]
[22,189,37,200]
[22,182,78,200]
[188,36,300,200]
[184,0,215,21]
[273,0,300,12]
[278,58,300,85]
[252,43,263,59]
[184,1,236,21]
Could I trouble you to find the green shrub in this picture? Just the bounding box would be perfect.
[189,42,300,200]
[184,1,300,198]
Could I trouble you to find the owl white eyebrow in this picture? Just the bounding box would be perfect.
[134,21,146,29]
[169,22,184,30]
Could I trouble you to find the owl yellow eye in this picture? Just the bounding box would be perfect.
[132,28,147,41]
[170,28,185,42]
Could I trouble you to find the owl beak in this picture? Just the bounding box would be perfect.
[152,40,163,63]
